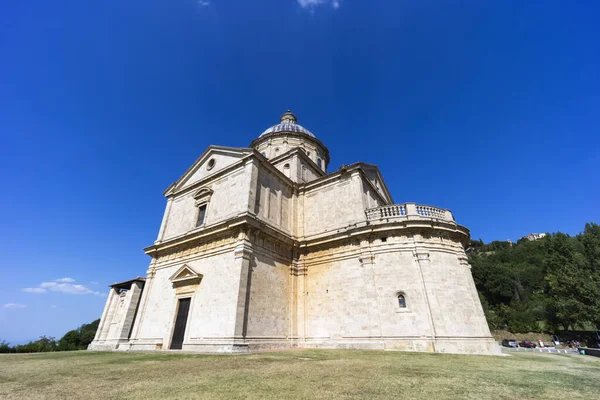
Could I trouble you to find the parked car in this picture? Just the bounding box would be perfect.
[552,335,561,346]
[502,339,518,348]
[519,340,537,348]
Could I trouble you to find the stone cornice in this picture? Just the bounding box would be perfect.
[168,150,295,199]
[165,150,393,207]
[298,219,470,250]
[144,212,296,258]
[165,146,254,196]
[145,209,469,260]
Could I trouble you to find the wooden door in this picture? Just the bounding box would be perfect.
[170,298,191,350]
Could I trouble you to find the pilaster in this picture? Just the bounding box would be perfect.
[232,228,254,341]
[290,250,307,343]
[156,198,173,243]
[94,288,119,342]
[358,239,383,338]
[116,281,144,340]
[412,241,437,349]
[128,264,156,342]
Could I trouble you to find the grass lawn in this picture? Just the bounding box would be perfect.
[1,350,599,399]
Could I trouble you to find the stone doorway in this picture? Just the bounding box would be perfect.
[170,298,191,350]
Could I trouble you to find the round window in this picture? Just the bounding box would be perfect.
[207,158,216,171]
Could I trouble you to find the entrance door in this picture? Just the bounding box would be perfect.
[170,298,191,350]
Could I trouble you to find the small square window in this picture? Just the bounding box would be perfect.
[196,204,207,227]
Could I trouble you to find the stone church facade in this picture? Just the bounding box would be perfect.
[89,111,498,354]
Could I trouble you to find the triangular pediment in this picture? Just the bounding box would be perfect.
[165,146,253,195]
[169,264,202,284]
[360,164,393,204]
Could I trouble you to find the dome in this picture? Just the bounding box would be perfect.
[259,110,316,138]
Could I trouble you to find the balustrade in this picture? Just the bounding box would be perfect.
[366,203,454,222]
[365,204,406,220]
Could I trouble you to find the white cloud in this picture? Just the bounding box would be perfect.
[198,0,210,6]
[54,277,75,283]
[23,278,103,296]
[40,281,102,295]
[90,281,99,285]
[3,303,26,309]
[297,0,341,9]
[23,287,46,294]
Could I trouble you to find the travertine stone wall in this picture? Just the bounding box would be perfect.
[367,249,435,339]
[361,180,385,210]
[130,250,240,350]
[297,234,497,353]
[161,167,252,241]
[245,250,291,339]
[254,167,293,233]
[302,172,366,237]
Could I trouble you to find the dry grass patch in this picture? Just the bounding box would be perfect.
[1,350,599,399]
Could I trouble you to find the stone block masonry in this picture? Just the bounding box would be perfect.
[89,111,498,355]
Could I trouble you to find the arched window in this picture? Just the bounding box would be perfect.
[317,158,322,169]
[397,294,407,308]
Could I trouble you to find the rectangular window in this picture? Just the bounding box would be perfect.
[196,204,207,227]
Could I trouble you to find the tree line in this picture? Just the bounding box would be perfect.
[0,319,100,353]
[470,222,600,333]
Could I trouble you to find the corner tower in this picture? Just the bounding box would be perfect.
[249,110,330,176]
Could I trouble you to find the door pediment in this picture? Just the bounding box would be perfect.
[169,264,202,285]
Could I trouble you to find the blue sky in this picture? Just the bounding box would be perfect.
[1,1,598,344]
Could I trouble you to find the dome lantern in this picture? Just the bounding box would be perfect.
[280,110,297,124]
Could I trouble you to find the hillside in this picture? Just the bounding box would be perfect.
[469,222,600,334]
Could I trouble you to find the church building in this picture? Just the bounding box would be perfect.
[89,111,498,354]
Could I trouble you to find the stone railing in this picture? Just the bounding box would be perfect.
[365,204,407,220]
[366,203,454,222]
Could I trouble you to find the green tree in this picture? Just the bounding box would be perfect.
[544,233,594,330]
[58,329,81,351]
[0,340,10,353]
[579,223,600,328]
[469,224,600,333]
[57,319,100,351]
